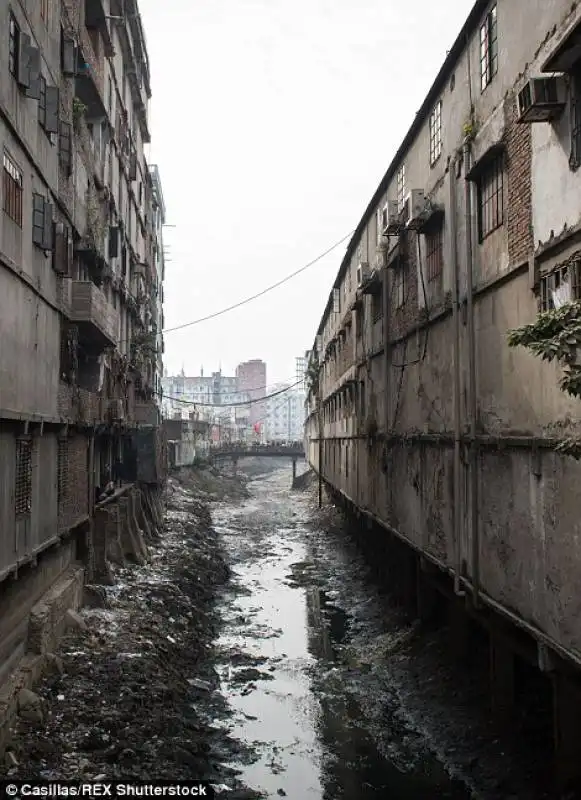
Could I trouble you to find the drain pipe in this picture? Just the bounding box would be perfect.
[463,139,480,607]
[450,156,464,597]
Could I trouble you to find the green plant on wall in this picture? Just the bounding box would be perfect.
[507,300,581,458]
[72,97,87,123]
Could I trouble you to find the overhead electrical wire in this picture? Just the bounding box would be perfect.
[161,229,356,334]
[161,377,295,396]
[160,379,304,408]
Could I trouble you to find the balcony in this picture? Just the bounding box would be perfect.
[68,281,119,348]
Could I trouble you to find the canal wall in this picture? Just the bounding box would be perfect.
[322,479,581,796]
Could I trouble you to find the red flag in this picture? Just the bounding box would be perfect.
[253,422,261,433]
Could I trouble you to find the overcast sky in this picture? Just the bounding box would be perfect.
[138,0,469,384]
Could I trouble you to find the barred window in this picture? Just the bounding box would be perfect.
[57,438,68,503]
[539,261,581,312]
[425,227,444,281]
[429,100,442,165]
[38,75,47,127]
[3,151,23,227]
[15,437,33,517]
[477,156,504,240]
[570,62,581,171]
[372,289,383,323]
[480,5,498,92]
[9,14,20,78]
[396,164,406,212]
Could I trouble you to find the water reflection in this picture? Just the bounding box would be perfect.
[212,466,469,800]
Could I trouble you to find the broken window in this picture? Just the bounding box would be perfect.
[539,260,581,312]
[15,437,33,517]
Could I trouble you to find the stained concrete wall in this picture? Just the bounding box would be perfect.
[306,0,581,667]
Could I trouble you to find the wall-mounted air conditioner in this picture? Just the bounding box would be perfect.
[405,189,427,229]
[517,76,566,123]
[356,261,370,287]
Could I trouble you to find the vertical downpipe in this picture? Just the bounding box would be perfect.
[464,140,480,607]
[450,158,464,596]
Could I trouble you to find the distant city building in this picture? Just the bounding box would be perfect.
[264,384,305,442]
[236,360,267,429]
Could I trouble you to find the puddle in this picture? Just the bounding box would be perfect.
[211,467,470,800]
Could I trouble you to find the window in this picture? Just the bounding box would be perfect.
[32,192,54,250]
[480,5,498,92]
[9,13,20,78]
[570,62,581,170]
[394,266,406,308]
[477,155,504,240]
[59,121,72,175]
[396,164,406,211]
[539,261,581,312]
[15,437,33,517]
[38,75,47,126]
[57,437,68,503]
[41,0,49,24]
[3,152,23,227]
[429,100,442,165]
[425,227,444,281]
[372,289,383,323]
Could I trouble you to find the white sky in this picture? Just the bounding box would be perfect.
[138,0,470,384]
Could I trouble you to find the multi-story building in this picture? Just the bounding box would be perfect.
[0,0,164,712]
[236,359,266,429]
[149,164,165,406]
[264,384,305,442]
[305,0,581,789]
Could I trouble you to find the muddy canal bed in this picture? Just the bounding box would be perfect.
[4,462,551,799]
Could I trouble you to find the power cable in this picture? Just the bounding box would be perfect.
[161,377,294,396]
[161,379,304,408]
[161,229,356,334]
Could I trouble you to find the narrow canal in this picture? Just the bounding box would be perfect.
[208,461,473,799]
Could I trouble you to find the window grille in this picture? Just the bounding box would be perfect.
[15,437,33,517]
[3,152,23,227]
[57,438,69,503]
[425,227,444,281]
[480,5,498,92]
[396,164,406,212]
[9,14,19,78]
[429,100,442,165]
[372,290,383,322]
[477,155,504,240]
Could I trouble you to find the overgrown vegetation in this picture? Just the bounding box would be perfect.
[508,300,581,458]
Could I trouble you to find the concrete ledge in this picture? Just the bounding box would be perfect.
[0,565,84,755]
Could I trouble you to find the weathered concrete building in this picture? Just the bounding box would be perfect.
[305,0,581,789]
[0,0,164,740]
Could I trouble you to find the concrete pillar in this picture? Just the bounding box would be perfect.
[292,458,297,480]
[552,673,581,793]
[489,636,515,727]
[92,508,114,585]
[448,597,470,663]
[416,568,439,627]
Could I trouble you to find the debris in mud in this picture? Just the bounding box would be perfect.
[1,471,256,792]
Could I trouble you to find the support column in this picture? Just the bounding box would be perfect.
[553,673,581,793]
[233,457,238,475]
[448,596,470,663]
[416,564,439,627]
[292,458,297,480]
[489,636,515,727]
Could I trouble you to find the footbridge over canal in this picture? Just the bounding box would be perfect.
[210,444,306,479]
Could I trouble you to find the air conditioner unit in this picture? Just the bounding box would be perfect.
[517,76,566,123]
[356,261,370,287]
[405,189,427,229]
[386,200,401,234]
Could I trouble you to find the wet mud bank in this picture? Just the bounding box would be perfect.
[1,465,257,794]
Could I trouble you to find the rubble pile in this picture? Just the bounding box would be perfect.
[2,473,248,784]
